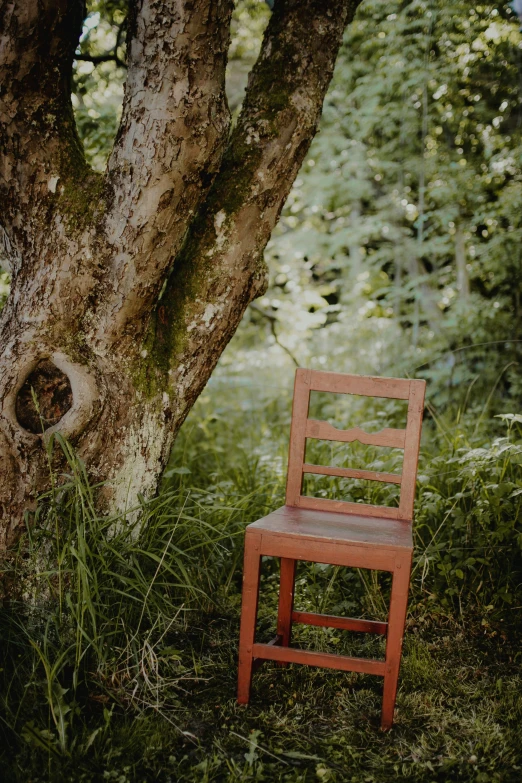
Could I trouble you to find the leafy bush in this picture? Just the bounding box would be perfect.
[414,413,522,613]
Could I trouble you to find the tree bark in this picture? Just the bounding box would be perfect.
[0,0,361,553]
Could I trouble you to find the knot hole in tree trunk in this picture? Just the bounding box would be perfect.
[15,360,73,434]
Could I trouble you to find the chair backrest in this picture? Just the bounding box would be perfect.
[285,369,426,521]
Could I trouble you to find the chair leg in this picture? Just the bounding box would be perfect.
[237,532,262,704]
[276,558,296,666]
[381,554,412,730]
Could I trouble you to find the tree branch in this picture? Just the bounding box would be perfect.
[75,52,127,68]
[0,0,87,275]
[95,0,234,349]
[75,16,128,70]
[155,0,362,419]
[249,303,299,367]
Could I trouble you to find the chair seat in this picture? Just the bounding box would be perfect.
[248,504,412,552]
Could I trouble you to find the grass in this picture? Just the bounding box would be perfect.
[1,372,522,781]
[3,604,521,781]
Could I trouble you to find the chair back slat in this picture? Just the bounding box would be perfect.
[285,369,313,505]
[295,495,402,519]
[285,369,426,521]
[306,420,406,449]
[308,370,411,399]
[303,463,402,485]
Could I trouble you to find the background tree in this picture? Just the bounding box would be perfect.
[0,0,361,547]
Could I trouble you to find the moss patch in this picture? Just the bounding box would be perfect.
[59,171,105,233]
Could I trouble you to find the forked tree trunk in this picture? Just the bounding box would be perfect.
[0,0,361,552]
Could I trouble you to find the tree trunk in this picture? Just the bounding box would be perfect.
[0,0,362,552]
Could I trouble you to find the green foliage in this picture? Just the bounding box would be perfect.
[256,0,522,408]
[228,0,271,114]
[415,411,522,610]
[72,1,127,171]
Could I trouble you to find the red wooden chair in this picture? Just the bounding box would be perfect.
[237,368,426,730]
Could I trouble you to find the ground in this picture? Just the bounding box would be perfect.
[3,587,521,782]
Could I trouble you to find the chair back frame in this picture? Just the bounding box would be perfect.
[285,369,426,521]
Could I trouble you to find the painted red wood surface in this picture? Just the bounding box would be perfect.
[306,419,406,448]
[303,462,402,485]
[237,368,426,730]
[252,643,386,676]
[292,611,387,635]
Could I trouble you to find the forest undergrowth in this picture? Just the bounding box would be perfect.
[1,358,522,782]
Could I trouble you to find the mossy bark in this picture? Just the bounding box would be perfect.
[0,0,362,557]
